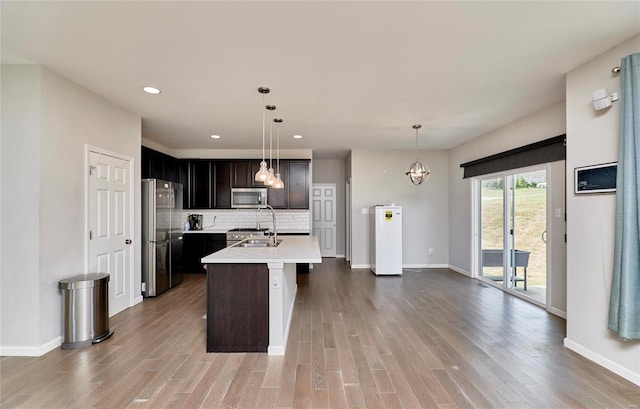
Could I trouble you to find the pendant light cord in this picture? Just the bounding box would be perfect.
[261,94,266,161]
[269,118,273,168]
[415,127,419,161]
[277,122,280,173]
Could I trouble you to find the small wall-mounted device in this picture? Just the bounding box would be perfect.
[574,162,617,194]
[592,87,620,111]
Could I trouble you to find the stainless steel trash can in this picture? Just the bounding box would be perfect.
[58,273,114,350]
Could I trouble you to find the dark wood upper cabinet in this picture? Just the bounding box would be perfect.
[163,157,177,183]
[142,146,178,183]
[189,160,213,209]
[142,147,309,210]
[177,160,190,208]
[232,160,265,187]
[214,161,232,209]
[266,161,288,209]
[232,161,252,187]
[288,161,310,209]
[141,146,152,178]
[150,151,164,179]
[251,161,266,187]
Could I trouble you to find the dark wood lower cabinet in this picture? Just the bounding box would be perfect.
[206,263,269,353]
[183,233,226,273]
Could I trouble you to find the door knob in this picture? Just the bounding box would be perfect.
[125,239,132,245]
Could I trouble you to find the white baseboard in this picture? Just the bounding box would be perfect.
[268,345,285,355]
[1,336,61,357]
[350,264,370,269]
[448,265,472,277]
[547,306,567,319]
[563,338,640,386]
[336,254,346,259]
[403,264,450,269]
[350,263,452,270]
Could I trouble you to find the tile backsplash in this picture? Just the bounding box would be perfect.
[181,209,310,233]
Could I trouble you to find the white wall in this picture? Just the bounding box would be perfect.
[0,65,141,355]
[1,65,42,351]
[312,158,346,256]
[350,149,449,268]
[564,34,640,385]
[548,160,567,315]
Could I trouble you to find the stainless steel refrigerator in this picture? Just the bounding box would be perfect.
[142,179,184,297]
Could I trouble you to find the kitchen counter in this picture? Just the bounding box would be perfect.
[202,235,321,355]
[201,235,320,264]
[184,229,309,235]
[183,228,227,234]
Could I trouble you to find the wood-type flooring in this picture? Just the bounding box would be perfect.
[2,258,639,408]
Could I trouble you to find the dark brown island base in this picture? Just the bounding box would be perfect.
[202,236,321,355]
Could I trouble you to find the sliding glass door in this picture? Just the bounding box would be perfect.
[479,177,505,282]
[478,168,547,305]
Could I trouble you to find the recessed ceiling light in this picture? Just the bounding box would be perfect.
[293,134,302,139]
[210,135,221,139]
[142,86,161,95]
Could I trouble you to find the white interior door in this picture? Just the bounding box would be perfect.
[88,150,132,316]
[312,183,337,257]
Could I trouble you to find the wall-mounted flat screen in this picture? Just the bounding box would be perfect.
[574,162,617,194]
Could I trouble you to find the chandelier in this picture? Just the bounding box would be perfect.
[405,124,431,185]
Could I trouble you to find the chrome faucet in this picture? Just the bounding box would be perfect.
[256,204,278,246]
[255,207,262,230]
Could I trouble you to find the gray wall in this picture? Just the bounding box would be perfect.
[350,149,449,268]
[1,65,42,350]
[1,65,141,355]
[448,102,566,272]
[312,158,346,256]
[564,34,640,382]
[447,102,567,315]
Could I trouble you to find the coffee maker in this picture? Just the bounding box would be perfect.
[187,214,203,230]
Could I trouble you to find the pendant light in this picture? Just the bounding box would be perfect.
[254,87,271,182]
[264,105,276,186]
[273,118,284,189]
[405,124,431,185]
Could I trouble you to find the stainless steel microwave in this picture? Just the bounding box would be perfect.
[231,187,267,208]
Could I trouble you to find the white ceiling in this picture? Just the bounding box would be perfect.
[3,1,639,158]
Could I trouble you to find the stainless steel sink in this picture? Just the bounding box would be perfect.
[234,238,282,248]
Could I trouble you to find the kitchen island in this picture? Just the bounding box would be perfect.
[201,235,321,355]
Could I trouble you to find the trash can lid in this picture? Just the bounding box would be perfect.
[59,273,110,290]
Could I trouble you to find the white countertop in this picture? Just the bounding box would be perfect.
[183,229,310,234]
[183,228,228,234]
[201,235,321,264]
